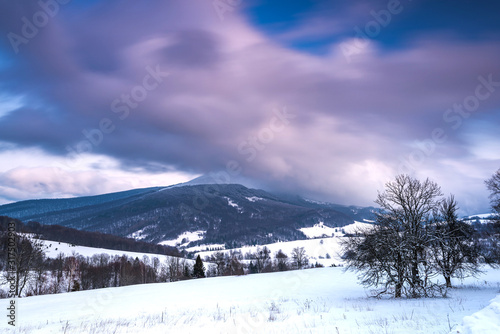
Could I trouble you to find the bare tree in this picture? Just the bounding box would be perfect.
[485,168,500,263]
[64,255,79,291]
[486,168,500,220]
[291,247,308,269]
[342,216,409,297]
[429,195,482,287]
[29,248,48,296]
[2,233,47,297]
[253,246,272,273]
[343,175,445,298]
[224,252,244,276]
[209,251,226,276]
[275,249,289,271]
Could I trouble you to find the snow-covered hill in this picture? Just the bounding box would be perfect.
[193,237,343,267]
[455,294,500,333]
[192,221,374,267]
[40,239,192,264]
[3,267,500,333]
[299,220,373,239]
[462,213,498,225]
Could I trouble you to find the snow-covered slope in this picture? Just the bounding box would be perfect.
[454,294,500,333]
[192,221,374,266]
[192,237,344,266]
[299,220,374,239]
[4,267,500,333]
[159,230,206,247]
[40,239,190,263]
[462,213,497,224]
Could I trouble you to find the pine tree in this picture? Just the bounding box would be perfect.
[193,255,205,278]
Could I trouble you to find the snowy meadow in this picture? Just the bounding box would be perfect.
[6,267,500,334]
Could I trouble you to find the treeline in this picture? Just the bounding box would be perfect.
[0,230,199,298]
[203,246,323,277]
[0,216,181,257]
[29,253,198,296]
[0,227,322,298]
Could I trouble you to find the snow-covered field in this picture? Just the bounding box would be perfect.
[196,237,344,267]
[194,221,374,267]
[456,294,500,333]
[300,221,373,239]
[40,239,193,264]
[3,267,500,333]
[462,213,498,225]
[159,230,206,247]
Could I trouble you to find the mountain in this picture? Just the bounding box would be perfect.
[0,184,376,247]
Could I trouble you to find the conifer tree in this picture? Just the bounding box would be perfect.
[193,255,205,278]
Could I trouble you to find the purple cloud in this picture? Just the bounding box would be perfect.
[0,0,498,214]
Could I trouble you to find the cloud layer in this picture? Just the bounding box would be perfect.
[0,0,499,214]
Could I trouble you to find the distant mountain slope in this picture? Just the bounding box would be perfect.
[0,187,161,219]
[0,184,376,247]
[0,216,181,257]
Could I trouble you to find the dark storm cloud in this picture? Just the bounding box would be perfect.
[0,0,499,213]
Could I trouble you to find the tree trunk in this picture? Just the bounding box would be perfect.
[445,276,452,288]
[395,282,402,298]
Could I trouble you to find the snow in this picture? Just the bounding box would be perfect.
[40,239,189,264]
[246,196,264,202]
[465,213,495,219]
[299,222,339,238]
[303,198,329,205]
[189,221,375,267]
[299,221,373,239]
[226,197,238,208]
[159,230,206,247]
[343,221,374,234]
[127,228,148,240]
[454,294,500,333]
[3,267,500,333]
[225,197,242,212]
[462,213,497,225]
[194,234,362,267]
[184,244,226,253]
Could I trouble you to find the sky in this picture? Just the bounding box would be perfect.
[0,0,499,215]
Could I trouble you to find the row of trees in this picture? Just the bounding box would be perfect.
[204,246,311,277]
[0,218,181,257]
[343,171,500,298]
[0,233,206,298]
[0,230,316,298]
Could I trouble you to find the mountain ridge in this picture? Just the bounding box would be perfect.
[0,183,376,248]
